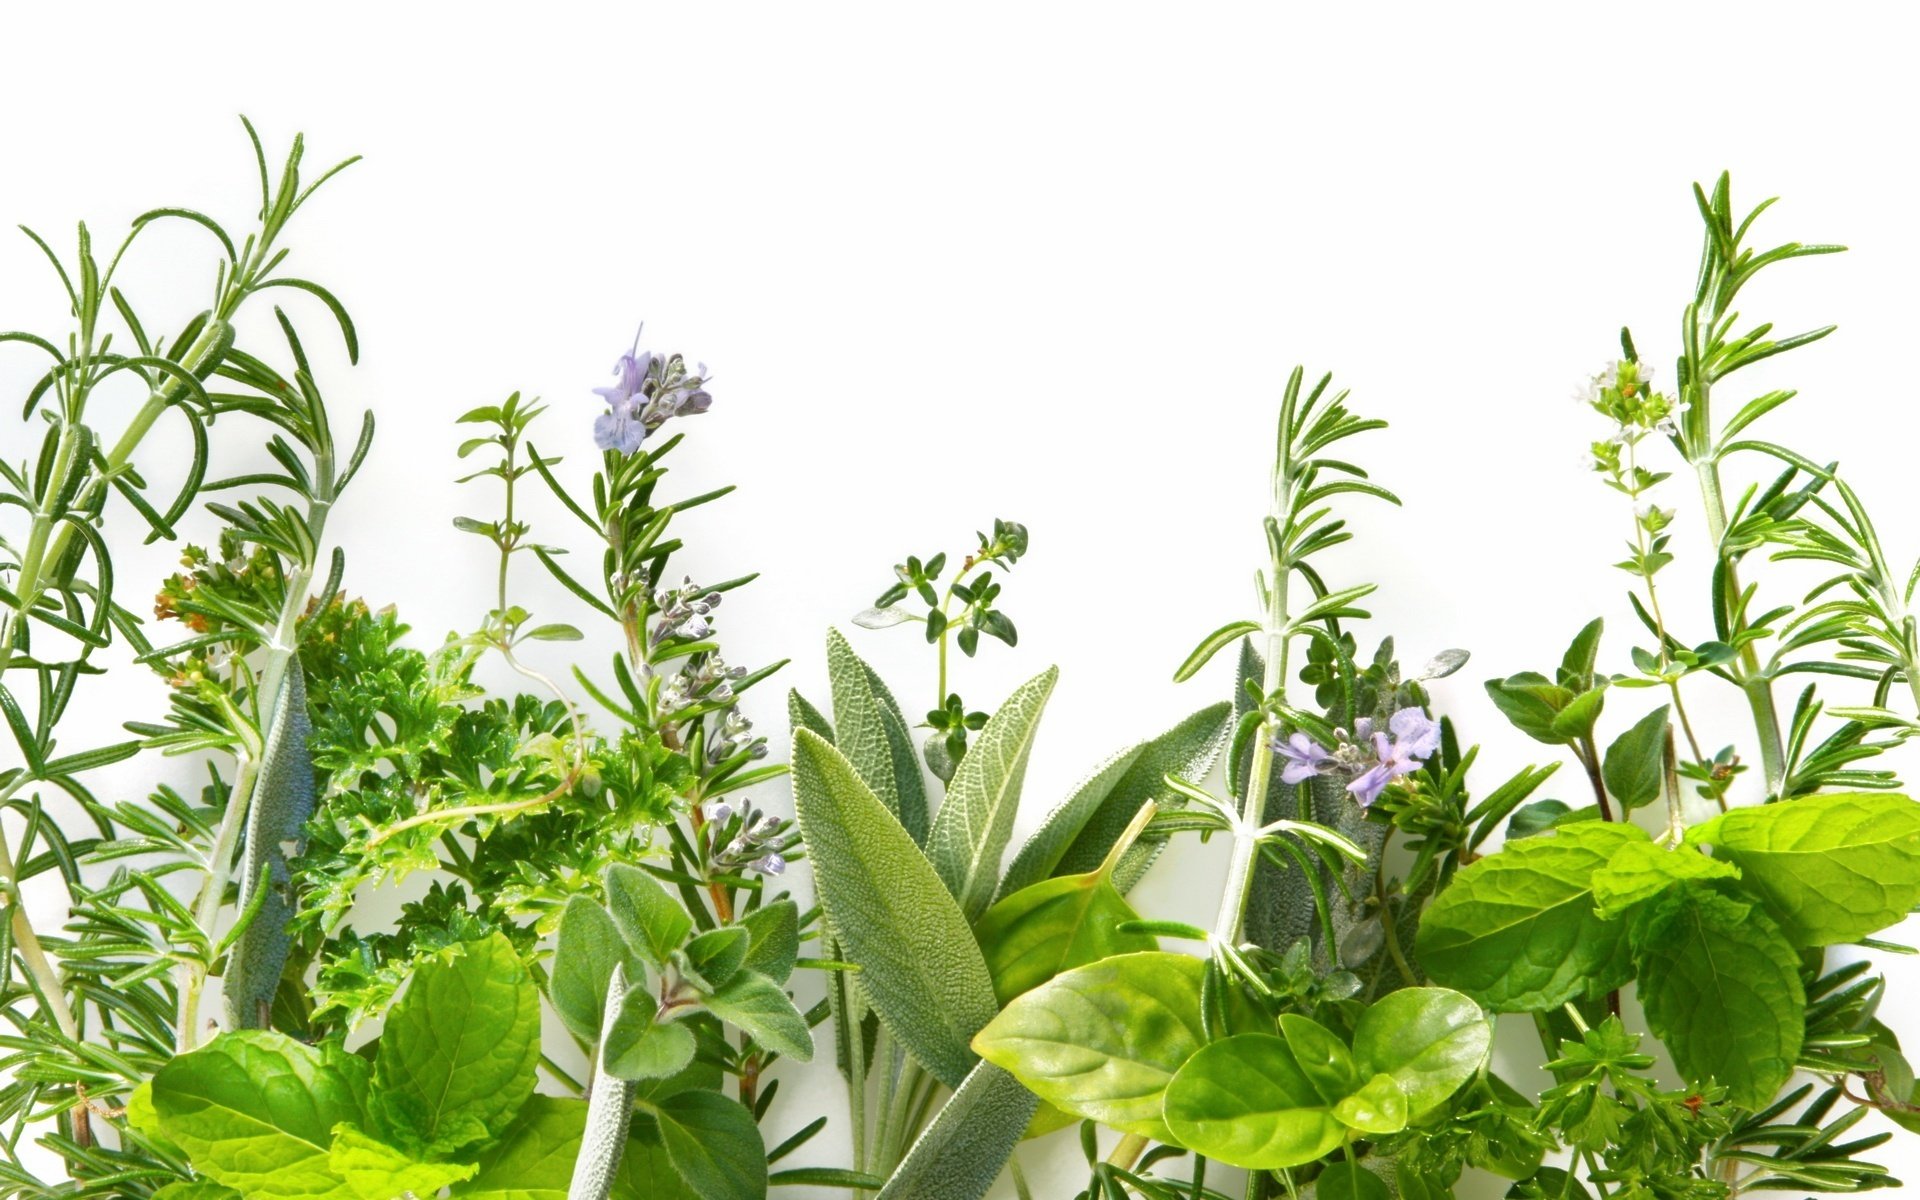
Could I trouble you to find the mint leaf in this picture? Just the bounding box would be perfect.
[329,1124,476,1199]
[1416,822,1647,1011]
[149,1030,365,1200]
[1634,887,1805,1108]
[1686,791,1920,945]
[1590,841,1738,919]
[372,932,539,1157]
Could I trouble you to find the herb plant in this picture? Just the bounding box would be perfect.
[3,127,1917,1200]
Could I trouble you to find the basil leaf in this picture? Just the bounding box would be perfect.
[1350,986,1492,1118]
[972,951,1205,1140]
[372,932,539,1157]
[924,666,1059,919]
[876,1061,1038,1200]
[973,864,1156,1006]
[1162,1033,1345,1170]
[1416,822,1647,1011]
[792,729,998,1088]
[1685,791,1920,945]
[1634,887,1805,1108]
[1318,1161,1391,1200]
[149,1030,366,1200]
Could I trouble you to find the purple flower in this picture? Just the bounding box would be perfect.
[1273,731,1333,784]
[1347,706,1439,807]
[751,852,787,877]
[591,326,712,454]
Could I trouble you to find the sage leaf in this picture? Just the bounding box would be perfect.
[645,1090,766,1200]
[1600,704,1669,812]
[1002,702,1232,897]
[1349,986,1492,1118]
[329,1124,476,1199]
[826,628,927,843]
[149,1030,367,1200]
[1633,886,1805,1108]
[1416,821,1647,1011]
[792,728,998,1087]
[876,1061,1038,1200]
[787,688,835,745]
[1589,841,1739,919]
[607,862,693,969]
[1685,791,1920,945]
[226,661,315,1029]
[372,932,540,1157]
[701,968,814,1062]
[972,951,1205,1140]
[925,666,1059,919]
[1162,1033,1346,1170]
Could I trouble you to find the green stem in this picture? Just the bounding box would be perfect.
[1108,1131,1150,1170]
[1694,459,1787,798]
[0,319,231,675]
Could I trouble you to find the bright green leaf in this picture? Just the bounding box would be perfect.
[1634,887,1805,1108]
[329,1124,476,1199]
[1685,791,1920,945]
[1590,841,1739,919]
[372,932,539,1157]
[972,951,1205,1140]
[1162,1033,1345,1170]
[1350,986,1492,1117]
[149,1030,365,1200]
[1416,822,1647,1011]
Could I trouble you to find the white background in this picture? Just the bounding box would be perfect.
[3,4,1919,1197]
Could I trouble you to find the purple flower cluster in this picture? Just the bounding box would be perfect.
[592,326,713,454]
[1273,706,1441,807]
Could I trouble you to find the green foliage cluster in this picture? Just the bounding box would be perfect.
[0,125,1916,1200]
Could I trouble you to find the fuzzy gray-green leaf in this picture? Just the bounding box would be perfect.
[225,661,314,1029]
[924,667,1059,919]
[792,729,998,1088]
[876,1061,1037,1200]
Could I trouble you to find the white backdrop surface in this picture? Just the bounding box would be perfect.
[3,4,1919,1197]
